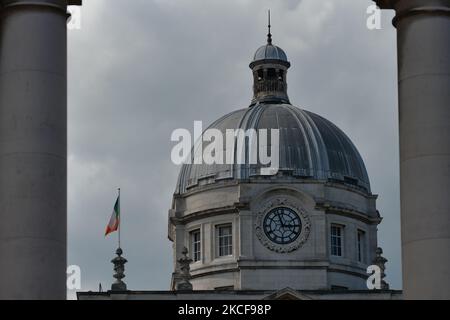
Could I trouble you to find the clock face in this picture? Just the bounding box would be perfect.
[263,207,302,245]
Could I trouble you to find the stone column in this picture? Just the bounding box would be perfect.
[0,0,81,299]
[374,0,450,299]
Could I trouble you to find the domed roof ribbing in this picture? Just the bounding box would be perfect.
[176,103,371,194]
[253,44,289,63]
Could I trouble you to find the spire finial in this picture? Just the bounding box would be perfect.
[267,10,272,44]
[111,247,127,291]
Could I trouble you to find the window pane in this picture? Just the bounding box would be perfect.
[217,225,232,257]
[331,225,343,257]
[190,230,201,262]
[357,230,365,263]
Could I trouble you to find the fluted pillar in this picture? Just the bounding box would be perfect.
[374,0,450,299]
[0,0,81,299]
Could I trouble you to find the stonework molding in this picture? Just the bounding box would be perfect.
[255,197,311,253]
[0,0,82,12]
[315,201,381,225]
[171,205,239,224]
[374,0,450,27]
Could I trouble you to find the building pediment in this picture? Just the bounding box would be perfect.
[263,287,313,300]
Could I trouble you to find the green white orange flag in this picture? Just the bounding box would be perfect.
[105,195,120,237]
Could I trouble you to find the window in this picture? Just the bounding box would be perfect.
[357,230,366,263]
[190,230,201,262]
[257,69,264,81]
[216,224,233,257]
[331,225,344,257]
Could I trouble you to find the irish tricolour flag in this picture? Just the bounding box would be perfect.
[105,195,120,237]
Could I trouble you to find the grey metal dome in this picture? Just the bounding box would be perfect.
[253,44,289,63]
[176,103,371,194]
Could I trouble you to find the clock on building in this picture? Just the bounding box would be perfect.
[263,207,302,245]
[255,198,311,253]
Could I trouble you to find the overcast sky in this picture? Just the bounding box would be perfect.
[67,0,400,298]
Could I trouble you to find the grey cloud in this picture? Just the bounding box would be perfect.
[67,0,401,298]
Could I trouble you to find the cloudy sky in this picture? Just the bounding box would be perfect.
[67,0,400,298]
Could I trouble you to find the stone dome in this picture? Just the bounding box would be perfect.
[176,103,371,195]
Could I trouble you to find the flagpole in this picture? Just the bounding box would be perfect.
[118,188,121,249]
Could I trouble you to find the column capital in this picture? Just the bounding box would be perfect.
[374,0,450,27]
[0,0,81,11]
